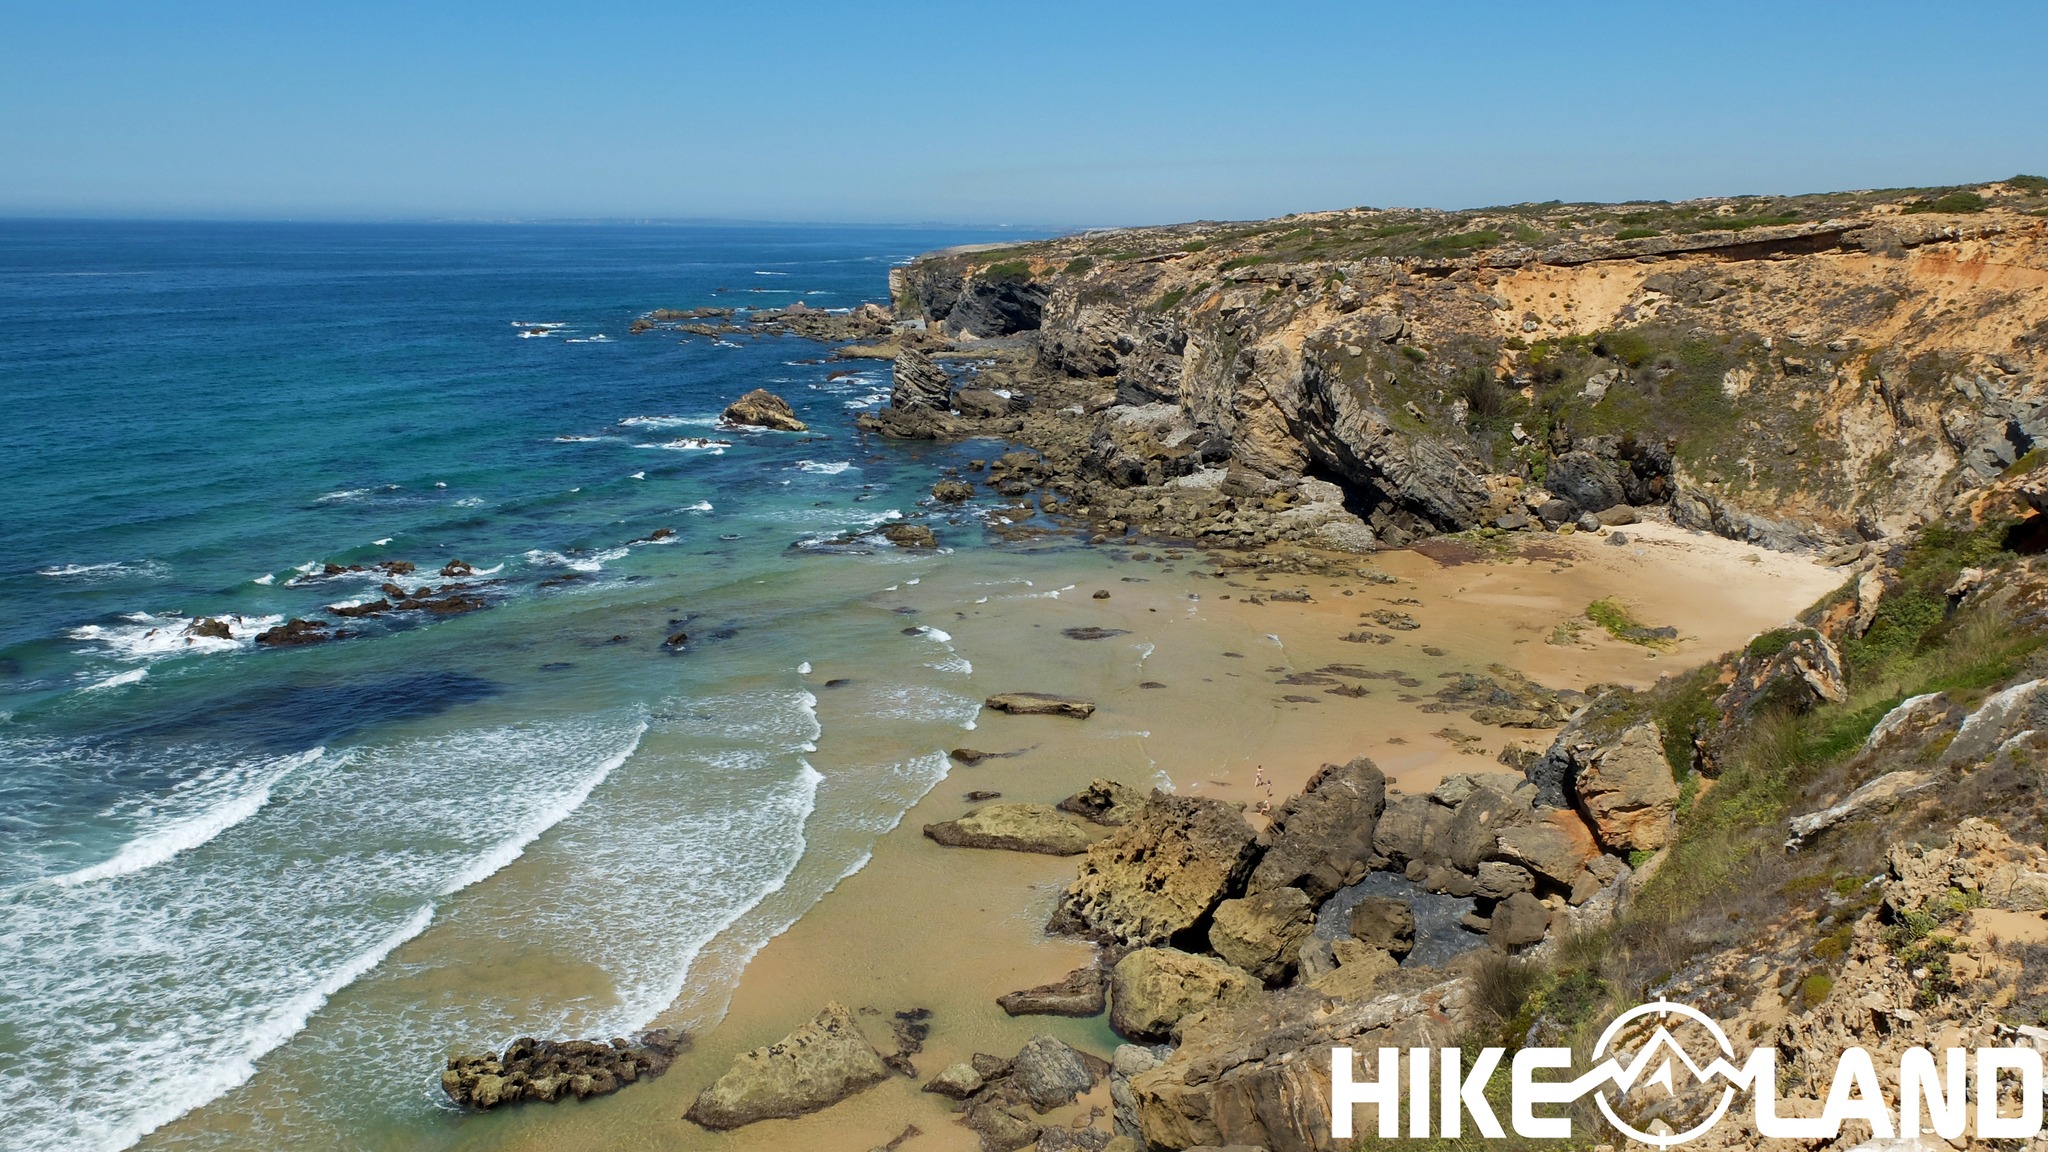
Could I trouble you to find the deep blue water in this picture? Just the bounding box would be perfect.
[0,219,1049,1151]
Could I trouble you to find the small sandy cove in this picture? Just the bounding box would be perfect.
[469,517,1843,1152]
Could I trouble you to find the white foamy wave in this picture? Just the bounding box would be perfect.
[251,573,275,585]
[437,723,646,896]
[452,497,485,508]
[922,627,952,643]
[315,488,374,504]
[680,500,714,513]
[79,668,147,692]
[618,414,721,429]
[522,548,623,574]
[926,655,973,675]
[36,561,168,583]
[69,613,283,661]
[636,437,730,454]
[630,471,646,480]
[797,661,812,675]
[42,749,323,889]
[794,460,855,475]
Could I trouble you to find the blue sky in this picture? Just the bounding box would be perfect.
[1,1,2042,226]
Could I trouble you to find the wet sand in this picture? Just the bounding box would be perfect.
[459,519,1842,1152]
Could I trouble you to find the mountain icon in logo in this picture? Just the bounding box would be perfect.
[1585,1002,1742,1147]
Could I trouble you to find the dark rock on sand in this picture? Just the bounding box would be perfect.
[997,965,1107,1017]
[1247,757,1385,902]
[684,1002,889,1129]
[442,1028,685,1110]
[721,388,808,432]
[1061,626,1131,641]
[923,804,1095,855]
[986,692,1096,718]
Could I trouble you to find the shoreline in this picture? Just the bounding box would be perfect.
[449,513,1842,1152]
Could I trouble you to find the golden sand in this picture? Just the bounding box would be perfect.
[443,522,1841,1152]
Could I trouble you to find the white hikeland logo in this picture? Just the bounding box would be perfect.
[1332,999,2047,1143]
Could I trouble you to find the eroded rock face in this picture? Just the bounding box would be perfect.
[1494,807,1601,888]
[442,1029,684,1110]
[1048,792,1259,947]
[923,804,1096,856]
[1208,887,1318,985]
[1108,947,1259,1042]
[1246,757,1385,902]
[1127,977,1472,1152]
[1701,629,1847,767]
[721,388,808,432]
[1371,793,1454,869]
[1571,720,1679,853]
[684,1003,889,1129]
[892,348,954,411]
[1009,1034,1101,1111]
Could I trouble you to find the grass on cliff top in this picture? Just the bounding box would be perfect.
[1476,517,2046,1074]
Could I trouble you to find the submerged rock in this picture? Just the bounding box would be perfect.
[721,388,808,432]
[881,523,938,549]
[684,1003,889,1129]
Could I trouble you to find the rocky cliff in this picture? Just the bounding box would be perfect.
[891,178,2048,551]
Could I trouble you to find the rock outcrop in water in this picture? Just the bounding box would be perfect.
[441,1028,684,1110]
[720,388,808,432]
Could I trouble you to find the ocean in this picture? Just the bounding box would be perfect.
[0,219,1056,1151]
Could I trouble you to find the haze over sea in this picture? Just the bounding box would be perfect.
[0,220,1053,1151]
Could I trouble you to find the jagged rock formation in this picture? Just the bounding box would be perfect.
[441,1029,684,1110]
[720,388,807,432]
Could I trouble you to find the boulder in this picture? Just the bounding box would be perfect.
[923,1062,984,1099]
[721,388,808,432]
[998,965,1108,1017]
[1245,757,1386,902]
[1049,792,1259,946]
[684,1003,888,1129]
[1371,793,1454,868]
[1346,897,1415,960]
[1545,451,1625,513]
[1439,775,1536,872]
[1572,720,1678,853]
[1208,887,1318,985]
[1058,778,1147,826]
[1309,941,1400,999]
[255,618,332,647]
[924,804,1095,856]
[1494,808,1601,887]
[933,479,975,502]
[891,348,953,410]
[1010,1035,1102,1111]
[1108,948,1259,1042]
[986,692,1097,718]
[1472,861,1535,900]
[1488,892,1551,951]
[881,523,937,549]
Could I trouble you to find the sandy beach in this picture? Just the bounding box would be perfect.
[444,516,1843,1152]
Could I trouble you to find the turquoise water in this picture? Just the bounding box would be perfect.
[0,220,1054,1150]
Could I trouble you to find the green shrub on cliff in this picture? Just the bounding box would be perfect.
[1905,190,1986,214]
